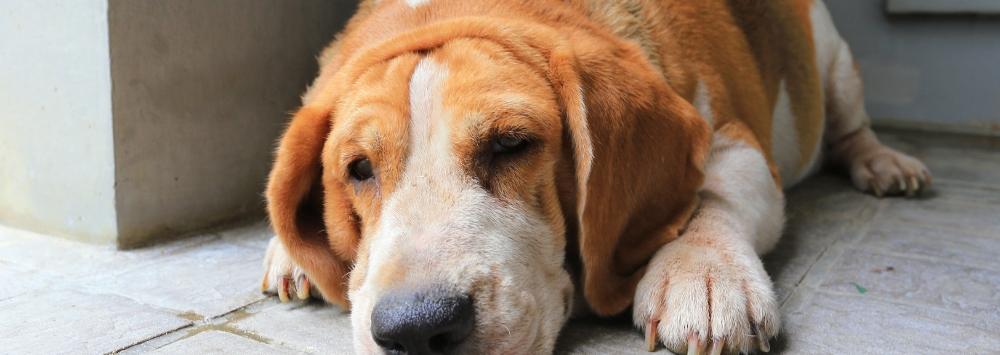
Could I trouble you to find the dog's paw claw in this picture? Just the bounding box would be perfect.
[708,339,725,355]
[869,181,883,198]
[262,236,316,302]
[907,176,920,197]
[296,274,311,300]
[645,319,659,352]
[686,333,705,355]
[754,323,771,352]
[279,276,291,302]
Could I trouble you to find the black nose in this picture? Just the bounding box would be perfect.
[371,287,475,355]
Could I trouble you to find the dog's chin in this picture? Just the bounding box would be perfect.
[351,315,564,354]
[469,290,562,355]
[349,308,560,354]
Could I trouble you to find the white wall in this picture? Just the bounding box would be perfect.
[0,0,118,243]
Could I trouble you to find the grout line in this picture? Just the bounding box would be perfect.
[112,298,277,353]
[107,322,195,355]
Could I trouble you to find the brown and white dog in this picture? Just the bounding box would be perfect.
[260,0,931,354]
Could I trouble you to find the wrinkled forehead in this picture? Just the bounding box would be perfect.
[329,39,560,151]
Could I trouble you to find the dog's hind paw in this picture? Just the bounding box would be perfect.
[261,236,316,302]
[633,236,779,354]
[848,146,931,198]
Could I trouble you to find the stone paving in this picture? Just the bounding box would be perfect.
[1,129,998,354]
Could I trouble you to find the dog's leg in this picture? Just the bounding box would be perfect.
[261,236,318,302]
[634,123,782,354]
[816,3,931,197]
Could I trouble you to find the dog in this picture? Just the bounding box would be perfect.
[259,0,931,353]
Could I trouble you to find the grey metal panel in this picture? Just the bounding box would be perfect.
[887,0,1000,15]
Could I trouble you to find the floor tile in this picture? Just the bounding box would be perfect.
[0,260,54,301]
[860,221,1000,272]
[556,318,646,355]
[78,237,269,318]
[820,249,1000,316]
[230,299,354,354]
[218,221,274,251]
[880,197,1000,233]
[766,175,881,303]
[781,291,1000,354]
[0,290,190,354]
[0,224,220,281]
[766,217,861,304]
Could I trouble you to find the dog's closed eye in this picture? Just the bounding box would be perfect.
[470,132,539,193]
[484,133,537,170]
[491,135,530,155]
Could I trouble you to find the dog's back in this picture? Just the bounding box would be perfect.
[577,0,833,186]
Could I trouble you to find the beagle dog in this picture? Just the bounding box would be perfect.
[260,0,931,354]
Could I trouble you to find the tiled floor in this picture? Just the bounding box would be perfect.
[1,129,998,354]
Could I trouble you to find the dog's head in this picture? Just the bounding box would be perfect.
[267,15,710,355]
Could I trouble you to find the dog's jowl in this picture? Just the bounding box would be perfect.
[260,1,931,354]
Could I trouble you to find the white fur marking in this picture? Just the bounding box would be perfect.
[805,0,855,177]
[404,0,430,8]
[407,58,446,153]
[702,134,784,254]
[810,0,842,88]
[771,80,801,187]
[809,0,841,87]
[814,0,869,139]
[692,80,715,127]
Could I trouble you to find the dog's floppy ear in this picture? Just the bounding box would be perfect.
[266,105,356,308]
[551,38,712,316]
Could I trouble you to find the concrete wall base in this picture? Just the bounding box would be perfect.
[1,0,353,247]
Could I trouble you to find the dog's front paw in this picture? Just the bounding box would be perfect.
[634,236,779,354]
[261,236,316,302]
